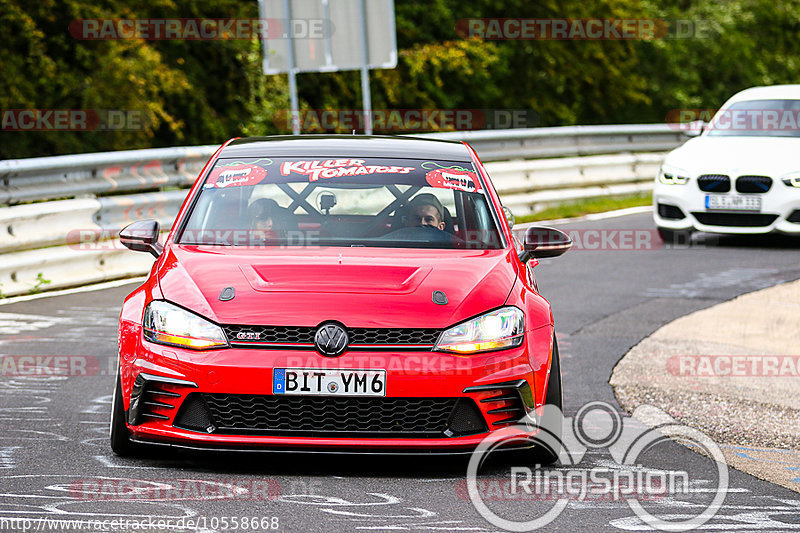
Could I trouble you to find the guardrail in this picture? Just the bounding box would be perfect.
[0,124,687,297]
[424,123,685,160]
[0,145,217,205]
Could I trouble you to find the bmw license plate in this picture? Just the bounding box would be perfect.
[705,195,762,211]
[273,368,386,396]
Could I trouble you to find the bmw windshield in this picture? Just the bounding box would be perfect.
[707,99,800,137]
[177,157,504,249]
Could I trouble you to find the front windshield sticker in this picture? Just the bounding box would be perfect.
[205,164,268,188]
[425,168,481,192]
[280,159,416,182]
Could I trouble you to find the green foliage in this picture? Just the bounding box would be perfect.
[0,0,192,156]
[29,272,52,294]
[635,0,800,122]
[2,0,799,156]
[374,39,505,110]
[515,193,653,224]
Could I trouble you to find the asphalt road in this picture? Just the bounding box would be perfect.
[2,211,800,532]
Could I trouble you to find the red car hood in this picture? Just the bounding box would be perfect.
[157,245,518,328]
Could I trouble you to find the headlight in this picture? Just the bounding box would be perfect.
[658,164,690,185]
[143,300,228,350]
[435,307,524,354]
[781,172,800,187]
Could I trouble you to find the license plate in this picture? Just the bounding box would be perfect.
[273,368,386,396]
[705,195,762,211]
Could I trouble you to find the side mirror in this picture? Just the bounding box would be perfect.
[519,226,572,262]
[120,220,163,258]
[685,119,705,137]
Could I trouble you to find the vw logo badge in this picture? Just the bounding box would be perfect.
[314,323,349,357]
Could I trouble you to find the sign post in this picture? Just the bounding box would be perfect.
[283,0,300,134]
[357,0,372,135]
[257,0,397,135]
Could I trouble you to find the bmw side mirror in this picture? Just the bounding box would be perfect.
[519,226,572,262]
[120,220,163,258]
[685,119,705,137]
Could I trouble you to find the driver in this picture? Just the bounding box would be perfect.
[405,193,446,231]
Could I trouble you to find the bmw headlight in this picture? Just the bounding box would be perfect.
[143,300,228,350]
[658,164,690,185]
[435,307,524,354]
[781,172,800,188]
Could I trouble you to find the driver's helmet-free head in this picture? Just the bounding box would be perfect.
[405,193,446,230]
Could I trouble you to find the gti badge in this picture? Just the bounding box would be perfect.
[315,323,349,357]
[236,331,261,340]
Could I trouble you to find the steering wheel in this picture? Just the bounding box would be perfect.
[378,225,464,245]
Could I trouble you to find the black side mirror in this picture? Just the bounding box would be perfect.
[120,220,163,258]
[519,226,572,262]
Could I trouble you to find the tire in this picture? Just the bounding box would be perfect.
[506,334,563,466]
[531,334,563,465]
[109,371,139,457]
[657,227,693,245]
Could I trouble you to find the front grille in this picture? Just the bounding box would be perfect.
[177,393,482,437]
[788,210,800,223]
[222,325,314,344]
[348,328,440,345]
[697,174,730,192]
[692,212,778,227]
[736,175,772,193]
[222,325,441,349]
[657,203,686,220]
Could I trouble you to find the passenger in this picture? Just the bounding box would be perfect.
[248,198,282,242]
[405,193,446,231]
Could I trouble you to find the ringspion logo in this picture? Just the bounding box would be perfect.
[465,402,728,531]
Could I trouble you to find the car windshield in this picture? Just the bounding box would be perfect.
[707,99,800,137]
[177,156,504,249]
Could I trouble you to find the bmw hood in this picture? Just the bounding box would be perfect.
[665,136,800,178]
[157,245,518,329]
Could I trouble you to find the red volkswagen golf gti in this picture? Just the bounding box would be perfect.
[112,136,571,457]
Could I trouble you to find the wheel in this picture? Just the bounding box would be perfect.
[109,370,139,457]
[505,334,563,466]
[657,227,693,245]
[531,333,563,465]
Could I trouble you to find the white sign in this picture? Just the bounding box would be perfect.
[259,0,397,74]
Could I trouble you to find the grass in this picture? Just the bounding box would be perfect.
[515,192,652,224]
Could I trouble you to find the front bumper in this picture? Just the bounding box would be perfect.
[121,334,549,452]
[653,181,800,235]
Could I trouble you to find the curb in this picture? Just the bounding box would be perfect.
[610,278,800,492]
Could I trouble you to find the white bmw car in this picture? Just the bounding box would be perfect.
[654,85,800,241]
